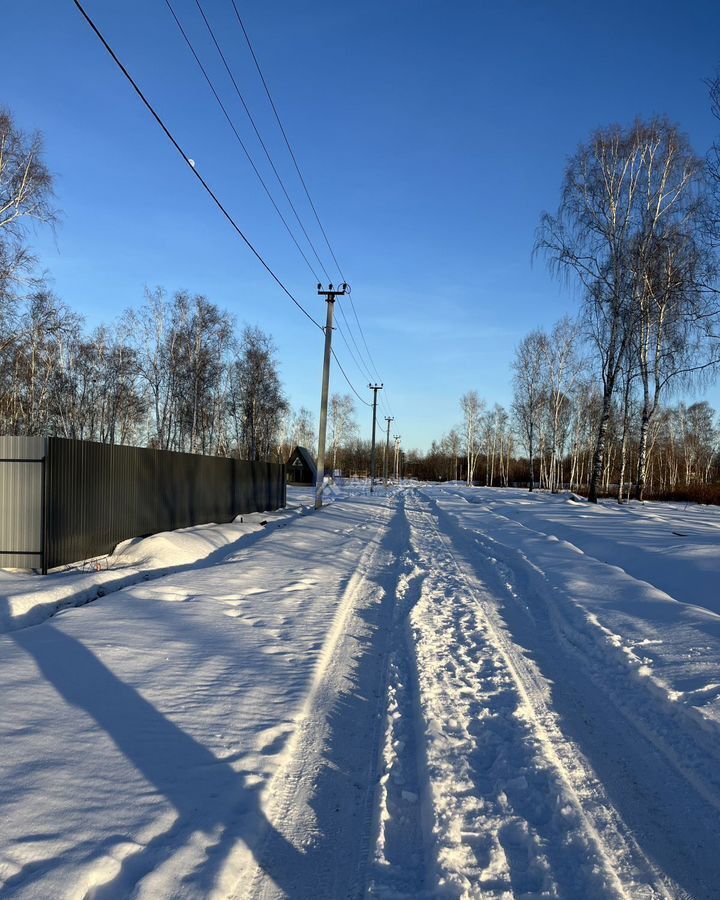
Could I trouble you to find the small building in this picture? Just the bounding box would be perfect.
[286,446,317,485]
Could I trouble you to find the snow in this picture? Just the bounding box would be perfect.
[0,498,314,634]
[2,483,720,898]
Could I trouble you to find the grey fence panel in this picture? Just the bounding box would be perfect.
[0,436,46,570]
[1,436,285,571]
[44,439,286,570]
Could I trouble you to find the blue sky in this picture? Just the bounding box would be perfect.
[4,0,720,450]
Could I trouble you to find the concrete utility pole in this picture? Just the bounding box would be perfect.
[394,434,401,481]
[368,384,383,493]
[315,282,349,510]
[383,416,394,487]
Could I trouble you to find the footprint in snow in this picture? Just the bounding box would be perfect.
[255,723,294,756]
[282,580,315,593]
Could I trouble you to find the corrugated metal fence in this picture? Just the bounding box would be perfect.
[0,436,286,572]
[0,437,46,571]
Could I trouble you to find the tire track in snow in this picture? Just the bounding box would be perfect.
[407,489,671,899]
[368,521,431,898]
[436,488,720,814]
[429,488,720,898]
[230,495,408,900]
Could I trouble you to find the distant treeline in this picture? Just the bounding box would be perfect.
[403,393,720,504]
[0,281,388,468]
[3,104,720,499]
[404,111,720,505]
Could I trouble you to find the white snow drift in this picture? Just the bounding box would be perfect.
[2,483,720,899]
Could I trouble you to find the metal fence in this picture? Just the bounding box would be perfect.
[0,437,46,571]
[0,436,286,573]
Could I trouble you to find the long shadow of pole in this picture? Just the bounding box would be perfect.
[9,625,305,898]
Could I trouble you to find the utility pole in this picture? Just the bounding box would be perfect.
[315,282,349,510]
[368,384,383,493]
[383,416,394,487]
[394,434,401,481]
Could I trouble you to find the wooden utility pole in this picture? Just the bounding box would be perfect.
[368,384,383,493]
[383,416,394,487]
[315,282,348,509]
[394,434,401,481]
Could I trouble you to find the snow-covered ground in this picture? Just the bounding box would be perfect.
[0,495,317,633]
[2,484,720,899]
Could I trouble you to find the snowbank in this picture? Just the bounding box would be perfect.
[0,486,323,633]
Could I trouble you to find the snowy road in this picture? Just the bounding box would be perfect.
[402,489,720,899]
[2,485,720,898]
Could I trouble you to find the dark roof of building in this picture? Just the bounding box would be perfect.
[287,445,317,475]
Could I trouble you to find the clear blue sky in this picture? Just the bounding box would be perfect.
[4,0,720,450]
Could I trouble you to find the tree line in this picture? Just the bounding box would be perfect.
[405,81,720,504]
[0,272,380,466]
[4,93,720,497]
[404,346,720,504]
[0,106,377,465]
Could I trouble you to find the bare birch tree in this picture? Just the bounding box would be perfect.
[461,390,484,485]
[536,119,717,501]
[707,70,720,242]
[127,287,177,450]
[0,109,56,300]
[512,330,545,491]
[542,316,583,492]
[329,393,357,472]
[291,407,316,453]
[230,326,287,461]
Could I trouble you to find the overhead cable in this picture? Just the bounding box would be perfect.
[230,0,347,282]
[335,307,375,383]
[194,0,333,283]
[164,0,321,283]
[229,3,389,399]
[330,347,372,407]
[72,0,323,331]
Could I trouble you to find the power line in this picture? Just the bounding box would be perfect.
[194,0,333,283]
[348,293,384,383]
[330,347,372,407]
[164,0,321,283]
[334,316,373,385]
[228,2,391,406]
[230,0,346,283]
[74,0,386,425]
[380,385,394,418]
[331,300,389,415]
[344,288,391,415]
[335,305,375,383]
[321,281,385,405]
[71,0,323,331]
